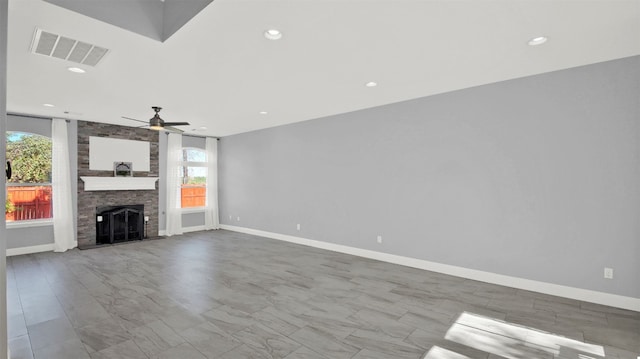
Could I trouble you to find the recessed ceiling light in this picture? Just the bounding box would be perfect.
[264,29,282,40]
[43,103,55,107]
[528,36,548,46]
[68,67,86,73]
[365,82,378,87]
[259,111,268,115]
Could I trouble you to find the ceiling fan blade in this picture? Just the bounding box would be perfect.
[163,122,190,126]
[122,116,149,124]
[164,126,185,133]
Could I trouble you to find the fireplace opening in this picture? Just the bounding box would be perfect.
[96,204,144,244]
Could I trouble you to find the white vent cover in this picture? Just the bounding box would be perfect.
[31,28,109,67]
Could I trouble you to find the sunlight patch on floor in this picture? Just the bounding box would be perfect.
[441,312,605,359]
[423,346,471,359]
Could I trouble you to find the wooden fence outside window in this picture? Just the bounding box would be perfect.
[5,185,52,221]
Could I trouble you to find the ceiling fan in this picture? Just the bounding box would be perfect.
[122,106,190,132]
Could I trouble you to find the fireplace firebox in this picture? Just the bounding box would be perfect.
[96,205,144,244]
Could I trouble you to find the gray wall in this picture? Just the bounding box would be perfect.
[6,115,78,249]
[7,114,51,136]
[158,133,207,232]
[219,56,640,299]
[7,226,53,249]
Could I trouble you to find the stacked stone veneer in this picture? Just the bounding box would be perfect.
[77,121,160,248]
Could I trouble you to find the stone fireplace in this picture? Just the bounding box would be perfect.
[77,121,159,248]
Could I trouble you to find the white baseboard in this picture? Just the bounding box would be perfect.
[221,224,640,312]
[6,243,55,257]
[159,225,208,237]
[183,225,207,233]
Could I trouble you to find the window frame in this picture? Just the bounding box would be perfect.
[5,131,54,227]
[179,147,207,211]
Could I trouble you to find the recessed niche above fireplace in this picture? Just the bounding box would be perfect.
[89,136,150,171]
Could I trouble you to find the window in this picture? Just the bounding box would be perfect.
[5,132,53,222]
[180,148,207,208]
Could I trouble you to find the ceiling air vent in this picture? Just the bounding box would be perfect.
[30,28,109,67]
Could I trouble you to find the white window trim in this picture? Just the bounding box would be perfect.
[6,182,52,187]
[181,207,205,214]
[6,218,54,229]
[182,161,208,167]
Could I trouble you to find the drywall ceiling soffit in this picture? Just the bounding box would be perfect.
[42,0,213,42]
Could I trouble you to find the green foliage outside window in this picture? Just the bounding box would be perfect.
[6,132,52,183]
[5,199,15,213]
[187,176,207,185]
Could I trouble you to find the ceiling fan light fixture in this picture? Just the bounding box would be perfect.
[149,115,164,129]
[122,106,189,132]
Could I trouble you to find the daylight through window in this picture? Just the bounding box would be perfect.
[5,131,53,222]
[180,148,207,208]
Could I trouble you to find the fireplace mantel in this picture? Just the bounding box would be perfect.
[80,176,158,191]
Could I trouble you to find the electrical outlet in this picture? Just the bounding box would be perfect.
[237,216,240,221]
[377,235,382,244]
[604,267,614,279]
[296,224,301,231]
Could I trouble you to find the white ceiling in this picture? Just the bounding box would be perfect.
[7,0,640,137]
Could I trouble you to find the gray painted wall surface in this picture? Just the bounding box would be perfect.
[219,56,640,298]
[183,211,205,228]
[5,117,78,249]
[7,226,53,249]
[7,114,51,136]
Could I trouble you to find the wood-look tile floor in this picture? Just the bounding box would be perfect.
[7,230,640,359]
